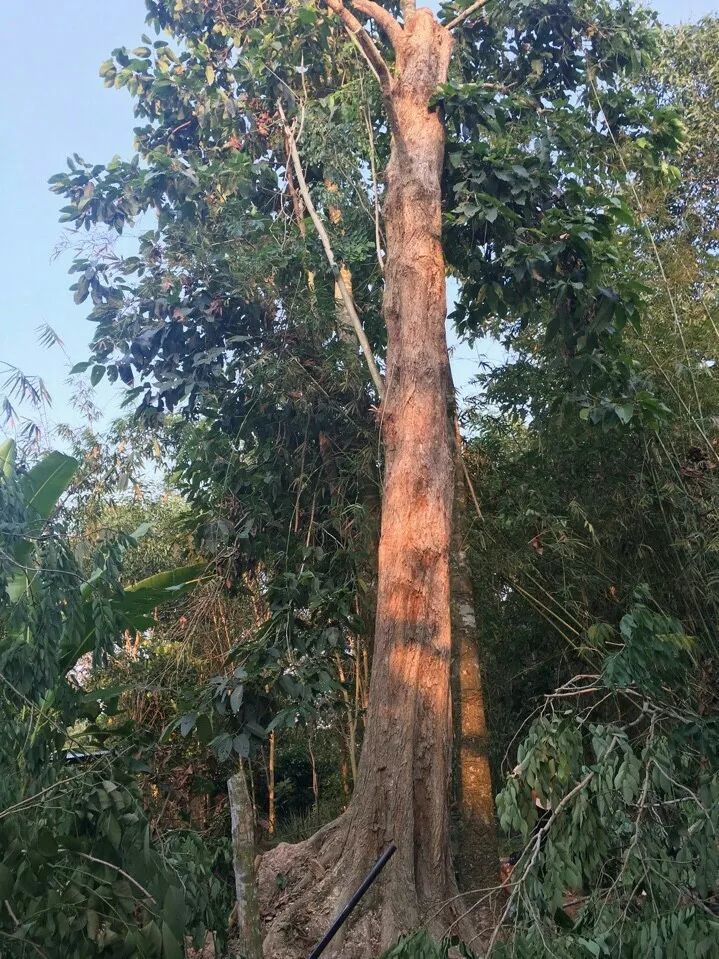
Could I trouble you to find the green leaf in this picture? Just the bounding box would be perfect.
[615,403,635,425]
[230,685,244,713]
[130,522,152,541]
[142,920,162,952]
[36,828,58,857]
[162,921,183,959]
[0,438,16,478]
[196,713,212,744]
[119,564,206,628]
[86,908,100,940]
[0,863,14,898]
[105,814,121,848]
[73,276,91,304]
[20,451,79,520]
[180,713,197,737]
[91,365,106,386]
[162,884,185,938]
[7,447,70,591]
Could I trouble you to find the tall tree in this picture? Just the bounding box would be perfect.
[53,0,680,951]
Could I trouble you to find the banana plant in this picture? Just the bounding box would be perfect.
[0,439,218,959]
[0,438,206,677]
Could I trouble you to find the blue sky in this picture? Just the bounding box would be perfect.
[0,0,715,443]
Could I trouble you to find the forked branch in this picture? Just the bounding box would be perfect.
[349,0,404,49]
[323,0,396,96]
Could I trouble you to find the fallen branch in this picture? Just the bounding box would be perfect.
[77,853,156,903]
[485,735,620,957]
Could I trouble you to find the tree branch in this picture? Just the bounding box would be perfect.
[486,735,620,957]
[349,0,404,50]
[323,0,394,96]
[346,26,382,84]
[363,101,385,274]
[77,853,156,903]
[279,104,385,399]
[445,0,491,31]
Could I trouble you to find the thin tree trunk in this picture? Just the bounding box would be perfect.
[340,758,351,799]
[309,732,319,816]
[334,651,359,786]
[248,760,257,824]
[450,419,500,895]
[267,731,276,836]
[228,767,263,959]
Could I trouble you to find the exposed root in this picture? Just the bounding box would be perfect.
[257,811,490,959]
[258,813,356,958]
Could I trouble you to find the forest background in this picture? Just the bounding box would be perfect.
[2,1,719,957]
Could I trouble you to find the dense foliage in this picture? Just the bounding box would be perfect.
[1,1,717,957]
[0,440,228,958]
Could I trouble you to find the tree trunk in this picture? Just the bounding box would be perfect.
[309,732,319,816]
[259,11,472,956]
[228,768,263,959]
[340,6,457,931]
[267,731,276,836]
[449,419,500,899]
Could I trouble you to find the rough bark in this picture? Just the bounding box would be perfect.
[228,768,263,959]
[449,419,500,901]
[267,731,276,836]
[258,10,473,956]
[345,9,457,933]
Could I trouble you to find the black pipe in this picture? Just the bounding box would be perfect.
[306,842,397,959]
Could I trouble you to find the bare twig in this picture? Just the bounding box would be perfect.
[4,900,19,926]
[545,686,602,698]
[346,27,382,84]
[284,133,307,237]
[0,929,49,959]
[0,774,87,821]
[363,102,385,274]
[461,454,483,520]
[445,0,491,31]
[76,853,156,903]
[279,103,385,398]
[324,0,396,100]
